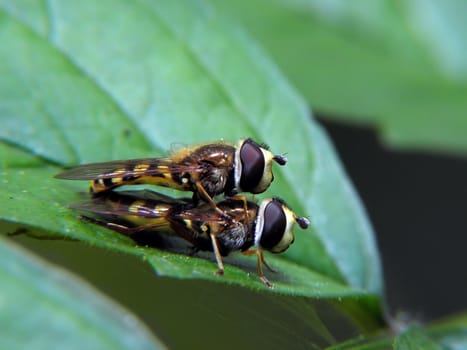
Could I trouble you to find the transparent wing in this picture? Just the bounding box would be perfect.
[55,158,205,180]
[178,205,228,226]
[69,191,174,218]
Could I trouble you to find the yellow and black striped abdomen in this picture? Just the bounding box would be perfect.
[113,199,174,231]
[89,162,191,194]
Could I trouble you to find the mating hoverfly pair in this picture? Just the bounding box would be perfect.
[56,139,309,287]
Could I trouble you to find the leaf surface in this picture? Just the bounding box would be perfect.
[0,238,165,350]
[0,0,382,297]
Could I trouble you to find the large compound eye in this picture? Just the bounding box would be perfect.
[254,198,308,254]
[258,200,287,251]
[239,139,265,192]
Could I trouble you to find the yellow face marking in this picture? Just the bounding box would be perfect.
[129,200,146,214]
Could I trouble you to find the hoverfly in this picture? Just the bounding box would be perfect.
[55,139,287,216]
[70,190,309,287]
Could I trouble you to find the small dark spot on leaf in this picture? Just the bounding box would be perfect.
[122,128,132,138]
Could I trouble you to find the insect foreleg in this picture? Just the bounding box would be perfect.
[194,181,233,222]
[209,232,225,276]
[242,249,274,288]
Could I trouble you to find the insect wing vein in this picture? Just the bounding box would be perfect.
[70,197,160,218]
[55,158,206,180]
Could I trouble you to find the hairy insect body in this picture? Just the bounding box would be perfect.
[70,190,309,286]
[55,139,304,286]
[169,200,257,256]
[55,139,287,211]
[76,191,255,255]
[88,144,235,195]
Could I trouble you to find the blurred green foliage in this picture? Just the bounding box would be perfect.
[214,0,467,155]
[0,238,165,350]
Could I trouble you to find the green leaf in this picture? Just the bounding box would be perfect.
[0,0,382,297]
[0,237,165,350]
[394,325,443,350]
[328,314,467,349]
[326,335,392,350]
[8,236,383,349]
[0,167,367,299]
[429,313,467,349]
[212,0,467,155]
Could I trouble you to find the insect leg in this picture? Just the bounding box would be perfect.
[259,254,277,273]
[209,232,225,276]
[226,194,250,222]
[243,249,273,288]
[194,181,233,222]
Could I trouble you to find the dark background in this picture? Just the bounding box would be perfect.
[320,116,467,321]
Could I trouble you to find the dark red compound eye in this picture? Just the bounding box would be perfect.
[239,139,265,192]
[259,199,287,250]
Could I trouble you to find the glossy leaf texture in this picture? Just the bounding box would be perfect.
[0,238,165,350]
[213,0,467,155]
[0,1,382,297]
